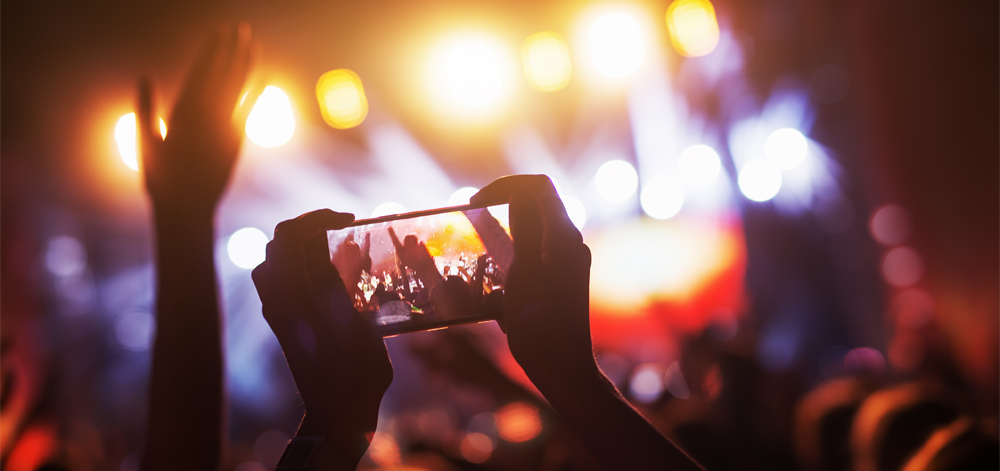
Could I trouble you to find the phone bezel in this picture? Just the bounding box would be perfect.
[333,201,507,337]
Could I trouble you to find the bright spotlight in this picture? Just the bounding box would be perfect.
[764,128,808,170]
[449,187,480,206]
[665,0,721,57]
[640,178,685,219]
[246,86,295,147]
[372,202,406,218]
[595,160,639,202]
[316,69,368,129]
[562,195,588,230]
[589,13,645,78]
[738,160,782,202]
[446,42,503,107]
[676,145,722,187]
[522,32,573,92]
[116,113,167,171]
[227,227,269,269]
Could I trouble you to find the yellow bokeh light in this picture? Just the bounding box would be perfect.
[245,86,295,148]
[589,13,645,78]
[316,69,368,129]
[115,113,166,171]
[522,32,572,92]
[665,0,720,57]
[446,42,503,107]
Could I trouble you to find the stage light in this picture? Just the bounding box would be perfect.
[589,13,645,78]
[640,177,685,219]
[665,0,720,57]
[449,186,480,205]
[738,159,782,202]
[446,42,503,107]
[522,32,572,92]
[630,364,665,404]
[562,195,587,229]
[227,227,269,269]
[116,113,167,171]
[676,144,721,187]
[316,69,368,129]
[246,86,295,147]
[372,202,406,218]
[764,128,808,170]
[595,159,638,202]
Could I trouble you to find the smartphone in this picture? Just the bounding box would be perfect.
[327,203,512,337]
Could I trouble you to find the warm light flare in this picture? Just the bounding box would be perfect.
[115,113,167,171]
[589,13,645,78]
[245,86,295,147]
[446,42,503,107]
[522,32,573,92]
[496,403,542,443]
[665,0,721,57]
[316,69,368,129]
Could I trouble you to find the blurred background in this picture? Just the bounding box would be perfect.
[1,0,996,470]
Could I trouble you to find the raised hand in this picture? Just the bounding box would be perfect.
[331,233,372,301]
[252,210,393,468]
[139,23,258,220]
[387,227,443,291]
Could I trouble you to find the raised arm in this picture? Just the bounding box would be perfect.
[471,175,703,471]
[139,24,257,471]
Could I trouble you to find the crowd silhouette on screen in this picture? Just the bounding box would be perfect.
[1,21,995,471]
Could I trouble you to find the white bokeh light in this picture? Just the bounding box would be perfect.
[562,195,588,230]
[371,202,407,218]
[446,42,503,107]
[630,364,665,404]
[738,160,783,202]
[245,86,296,148]
[764,128,808,170]
[640,178,685,219]
[676,145,722,187]
[595,160,638,202]
[589,13,645,78]
[46,236,87,277]
[115,113,139,171]
[227,227,269,269]
[449,186,480,206]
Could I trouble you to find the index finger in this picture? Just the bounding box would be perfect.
[472,174,582,246]
[273,209,355,247]
[387,227,404,252]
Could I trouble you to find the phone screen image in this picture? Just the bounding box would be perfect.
[328,203,512,337]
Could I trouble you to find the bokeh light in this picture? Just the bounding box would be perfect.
[316,69,368,129]
[245,86,295,147]
[522,31,573,92]
[227,227,269,270]
[869,204,911,245]
[46,236,87,277]
[630,364,665,403]
[893,288,934,328]
[589,13,645,78]
[366,432,401,468]
[446,42,503,107]
[460,432,493,463]
[664,361,691,399]
[764,128,808,170]
[882,245,924,287]
[496,402,542,443]
[449,186,480,206]
[640,177,685,219]
[595,159,638,202]
[562,195,588,230]
[114,310,155,352]
[843,347,887,375]
[665,0,720,57]
[371,202,407,218]
[676,144,722,187]
[738,159,782,202]
[115,113,166,171]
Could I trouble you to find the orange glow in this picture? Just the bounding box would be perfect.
[115,113,167,171]
[522,32,573,92]
[316,69,368,129]
[367,432,401,467]
[665,0,720,57]
[496,402,542,443]
[589,218,741,314]
[460,432,493,463]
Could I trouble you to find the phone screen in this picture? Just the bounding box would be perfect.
[327,203,511,337]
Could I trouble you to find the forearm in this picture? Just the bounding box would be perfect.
[143,212,224,470]
[532,361,703,471]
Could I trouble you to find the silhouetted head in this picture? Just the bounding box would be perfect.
[795,378,877,471]
[901,417,999,471]
[851,383,963,471]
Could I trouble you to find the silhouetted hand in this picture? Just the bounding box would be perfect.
[387,227,443,291]
[253,210,393,468]
[471,175,594,384]
[139,23,258,220]
[331,233,371,301]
